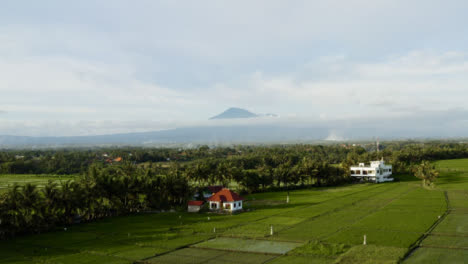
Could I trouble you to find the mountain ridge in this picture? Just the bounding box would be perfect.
[209,107,258,119]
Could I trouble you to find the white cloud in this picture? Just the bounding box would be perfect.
[1,1,468,137]
[206,50,468,119]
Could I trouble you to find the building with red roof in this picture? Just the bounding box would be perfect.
[187,200,204,213]
[207,188,244,212]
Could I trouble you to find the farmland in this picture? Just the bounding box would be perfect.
[402,159,468,263]
[1,159,468,263]
[0,174,75,193]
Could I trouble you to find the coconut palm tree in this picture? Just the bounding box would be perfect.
[413,161,439,187]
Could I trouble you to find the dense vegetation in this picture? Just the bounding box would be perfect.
[1,140,468,240]
[2,141,468,175]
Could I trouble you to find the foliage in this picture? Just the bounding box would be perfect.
[333,245,406,264]
[0,163,190,239]
[412,161,439,187]
[289,240,350,256]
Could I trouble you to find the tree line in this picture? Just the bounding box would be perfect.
[1,141,468,239]
[0,163,190,239]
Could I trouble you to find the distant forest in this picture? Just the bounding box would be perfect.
[2,141,468,239]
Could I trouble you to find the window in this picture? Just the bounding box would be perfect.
[356,170,361,175]
[351,170,355,174]
[234,203,237,208]
[389,169,392,172]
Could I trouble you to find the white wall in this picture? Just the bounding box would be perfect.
[209,201,220,210]
[188,205,201,212]
[209,201,243,211]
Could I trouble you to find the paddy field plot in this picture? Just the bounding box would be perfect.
[146,247,276,264]
[0,174,75,192]
[192,237,303,254]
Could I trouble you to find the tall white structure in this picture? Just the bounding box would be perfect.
[350,159,393,183]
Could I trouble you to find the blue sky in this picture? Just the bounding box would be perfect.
[1,0,468,137]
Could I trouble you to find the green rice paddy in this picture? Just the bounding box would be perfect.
[0,174,75,193]
[402,159,468,263]
[2,158,468,263]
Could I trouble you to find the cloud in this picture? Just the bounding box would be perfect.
[2,48,468,136]
[206,50,468,119]
[1,1,468,137]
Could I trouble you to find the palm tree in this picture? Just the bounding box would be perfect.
[412,161,439,187]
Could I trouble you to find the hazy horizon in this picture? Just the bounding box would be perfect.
[2,0,468,139]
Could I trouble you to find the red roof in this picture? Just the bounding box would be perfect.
[207,188,244,202]
[188,200,204,206]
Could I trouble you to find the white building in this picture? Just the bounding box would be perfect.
[207,188,244,212]
[350,159,393,183]
[187,201,204,213]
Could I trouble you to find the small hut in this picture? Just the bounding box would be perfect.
[207,188,244,212]
[187,201,204,212]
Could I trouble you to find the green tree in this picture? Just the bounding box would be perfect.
[412,161,439,187]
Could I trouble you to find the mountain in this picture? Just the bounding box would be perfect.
[209,107,258,119]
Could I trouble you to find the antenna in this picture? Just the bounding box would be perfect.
[376,137,380,153]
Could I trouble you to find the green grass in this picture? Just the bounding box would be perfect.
[402,158,468,263]
[0,174,76,192]
[334,245,406,264]
[431,213,468,235]
[288,240,350,256]
[5,158,468,264]
[404,248,468,264]
[146,247,276,264]
[192,237,303,254]
[269,255,336,264]
[434,159,468,189]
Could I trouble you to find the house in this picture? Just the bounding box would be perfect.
[207,188,244,212]
[350,159,393,183]
[187,201,204,212]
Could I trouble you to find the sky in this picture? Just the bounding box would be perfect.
[1,0,468,137]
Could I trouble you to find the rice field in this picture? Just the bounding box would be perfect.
[2,158,468,263]
[403,158,468,263]
[0,174,75,193]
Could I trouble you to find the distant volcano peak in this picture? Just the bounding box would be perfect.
[209,107,258,119]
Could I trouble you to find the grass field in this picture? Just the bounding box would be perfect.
[2,159,468,263]
[402,158,468,263]
[0,174,76,193]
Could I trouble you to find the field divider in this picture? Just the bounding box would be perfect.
[215,235,305,244]
[136,234,217,262]
[420,245,468,251]
[428,233,468,237]
[188,245,284,256]
[400,190,452,263]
